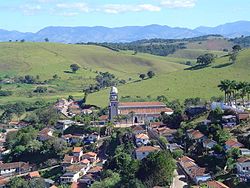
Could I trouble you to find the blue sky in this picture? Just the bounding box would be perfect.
[0,0,250,32]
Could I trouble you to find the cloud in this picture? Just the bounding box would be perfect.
[56,2,90,12]
[59,12,79,17]
[159,0,197,8]
[20,4,42,15]
[103,4,161,14]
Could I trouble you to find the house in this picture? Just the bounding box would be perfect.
[131,125,146,135]
[187,129,206,142]
[56,120,75,131]
[153,127,177,142]
[84,133,100,144]
[203,139,217,150]
[0,162,30,176]
[224,139,244,150]
[62,134,84,144]
[62,155,74,170]
[135,133,149,146]
[79,166,102,187]
[82,152,98,163]
[72,147,84,162]
[237,112,250,122]
[27,171,40,179]
[240,148,250,156]
[179,156,211,184]
[221,115,237,127]
[236,157,250,179]
[38,128,54,141]
[0,178,8,188]
[206,180,229,188]
[135,146,160,160]
[167,143,183,153]
[60,164,88,183]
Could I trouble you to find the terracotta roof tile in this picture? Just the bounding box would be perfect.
[237,157,250,163]
[28,171,40,178]
[119,102,166,107]
[207,181,229,188]
[225,139,244,148]
[135,133,149,140]
[73,147,82,153]
[136,146,160,153]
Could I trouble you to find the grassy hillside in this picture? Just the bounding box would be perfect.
[87,49,250,107]
[0,42,186,104]
[169,37,232,60]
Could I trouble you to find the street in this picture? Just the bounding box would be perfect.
[171,166,188,188]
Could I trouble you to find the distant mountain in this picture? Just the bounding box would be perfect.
[0,21,250,43]
[194,21,250,38]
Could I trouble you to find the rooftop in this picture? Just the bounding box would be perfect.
[136,146,160,153]
[207,181,229,188]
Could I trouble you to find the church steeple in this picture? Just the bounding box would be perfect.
[109,86,119,121]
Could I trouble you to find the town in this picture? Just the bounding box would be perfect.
[0,82,249,188]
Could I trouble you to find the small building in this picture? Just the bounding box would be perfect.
[224,139,244,150]
[240,148,250,156]
[237,112,250,122]
[178,156,211,184]
[167,143,183,153]
[56,120,75,131]
[206,180,229,188]
[0,162,30,177]
[62,134,84,144]
[38,128,54,141]
[203,139,217,150]
[61,164,88,183]
[62,154,74,170]
[221,115,237,128]
[84,133,100,144]
[131,125,146,135]
[187,129,206,142]
[135,133,149,146]
[27,171,40,179]
[82,152,98,163]
[135,146,160,160]
[72,147,84,162]
[236,157,250,180]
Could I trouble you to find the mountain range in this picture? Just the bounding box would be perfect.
[1,21,250,43]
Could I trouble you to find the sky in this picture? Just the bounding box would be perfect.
[0,0,250,32]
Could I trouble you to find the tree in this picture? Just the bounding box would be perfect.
[44,38,49,42]
[196,53,214,66]
[139,74,146,80]
[7,177,29,188]
[232,45,241,52]
[137,150,175,187]
[218,80,233,103]
[229,52,238,63]
[70,64,80,73]
[147,71,155,78]
[34,86,47,93]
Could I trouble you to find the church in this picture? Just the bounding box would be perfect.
[108,87,173,123]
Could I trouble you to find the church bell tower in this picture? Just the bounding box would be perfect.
[109,86,119,121]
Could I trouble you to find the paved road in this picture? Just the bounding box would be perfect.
[171,166,188,188]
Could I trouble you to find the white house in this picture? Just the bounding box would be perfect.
[135,146,160,160]
[56,120,75,131]
[60,164,88,183]
[0,162,30,176]
[203,139,217,150]
[135,133,149,146]
[240,148,250,156]
[236,157,250,176]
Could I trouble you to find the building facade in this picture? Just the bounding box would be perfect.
[108,87,173,123]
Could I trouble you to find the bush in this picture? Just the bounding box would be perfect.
[0,90,12,96]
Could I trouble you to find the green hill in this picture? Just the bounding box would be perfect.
[87,49,250,107]
[0,42,249,108]
[0,42,186,104]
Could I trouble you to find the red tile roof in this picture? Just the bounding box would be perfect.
[135,133,149,140]
[119,102,166,107]
[207,181,229,188]
[83,152,97,157]
[237,157,250,163]
[179,156,195,163]
[73,147,82,153]
[88,166,103,173]
[63,155,73,164]
[28,171,40,178]
[136,146,160,153]
[225,139,244,148]
[119,107,172,115]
